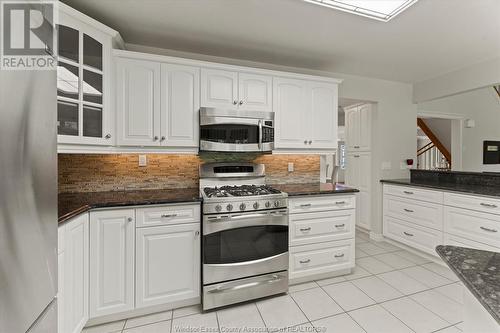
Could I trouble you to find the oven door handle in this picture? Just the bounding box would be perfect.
[258,119,263,151]
[207,274,283,294]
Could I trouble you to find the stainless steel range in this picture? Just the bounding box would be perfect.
[200,163,289,310]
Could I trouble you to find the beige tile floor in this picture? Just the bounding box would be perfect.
[83,231,465,333]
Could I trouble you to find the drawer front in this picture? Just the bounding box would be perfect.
[290,210,355,246]
[444,206,500,248]
[384,184,443,204]
[136,204,201,227]
[444,192,500,216]
[289,239,354,280]
[443,233,500,252]
[384,195,443,231]
[383,216,442,256]
[289,195,355,214]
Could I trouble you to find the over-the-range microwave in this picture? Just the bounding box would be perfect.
[199,107,274,153]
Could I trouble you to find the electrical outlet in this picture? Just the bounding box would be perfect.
[138,155,147,167]
[288,162,294,172]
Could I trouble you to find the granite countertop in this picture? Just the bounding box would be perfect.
[59,188,201,224]
[436,245,500,324]
[270,183,359,196]
[380,179,500,197]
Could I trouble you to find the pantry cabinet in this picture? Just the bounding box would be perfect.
[116,57,200,148]
[346,152,372,230]
[201,68,272,111]
[89,209,135,318]
[345,104,372,151]
[274,78,338,151]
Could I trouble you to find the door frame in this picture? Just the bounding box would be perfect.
[417,111,464,171]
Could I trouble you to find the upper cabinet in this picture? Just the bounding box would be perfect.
[274,78,338,151]
[115,54,200,148]
[57,3,123,147]
[201,69,272,111]
[345,103,372,152]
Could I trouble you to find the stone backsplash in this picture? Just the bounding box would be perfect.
[58,154,320,193]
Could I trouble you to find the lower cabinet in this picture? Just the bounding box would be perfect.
[136,223,200,308]
[90,209,135,318]
[58,213,89,333]
[288,195,356,284]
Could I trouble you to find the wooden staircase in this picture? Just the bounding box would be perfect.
[417,118,451,170]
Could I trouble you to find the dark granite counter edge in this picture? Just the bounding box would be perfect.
[436,245,500,324]
[380,179,500,198]
[284,188,359,196]
[59,198,202,225]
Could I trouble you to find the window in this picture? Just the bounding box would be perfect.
[303,0,418,22]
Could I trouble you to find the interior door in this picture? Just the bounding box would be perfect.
[136,223,200,308]
[160,63,200,147]
[238,72,272,111]
[116,58,161,146]
[201,68,238,109]
[273,78,308,149]
[90,209,135,318]
[308,82,338,149]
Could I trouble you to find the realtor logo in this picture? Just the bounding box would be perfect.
[1,1,57,70]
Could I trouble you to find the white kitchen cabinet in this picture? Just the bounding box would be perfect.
[201,69,272,111]
[136,223,200,308]
[274,78,338,150]
[116,58,161,146]
[90,209,135,318]
[57,3,122,147]
[346,152,371,230]
[160,64,200,147]
[345,103,372,151]
[58,213,89,333]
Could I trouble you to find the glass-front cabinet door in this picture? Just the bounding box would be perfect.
[57,8,114,146]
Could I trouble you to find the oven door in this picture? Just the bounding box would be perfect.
[203,209,288,284]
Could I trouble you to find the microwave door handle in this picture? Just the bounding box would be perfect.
[258,119,263,151]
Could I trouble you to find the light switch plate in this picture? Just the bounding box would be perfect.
[288,162,294,172]
[138,155,147,167]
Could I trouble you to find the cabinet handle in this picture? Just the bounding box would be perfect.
[300,227,311,232]
[233,100,238,105]
[104,134,111,139]
[335,224,345,228]
[300,203,312,207]
[403,231,414,237]
[335,201,346,205]
[354,146,360,148]
[160,136,166,141]
[480,203,498,208]
[153,136,159,141]
[161,214,178,218]
[127,217,133,222]
[299,259,311,264]
[403,191,414,195]
[239,100,244,105]
[403,208,414,213]
[334,253,345,258]
[353,155,360,158]
[480,226,498,233]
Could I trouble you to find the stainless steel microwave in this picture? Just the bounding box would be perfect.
[199,108,274,152]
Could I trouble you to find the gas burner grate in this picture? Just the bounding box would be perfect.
[203,185,282,197]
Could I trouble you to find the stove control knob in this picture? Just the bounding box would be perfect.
[226,204,233,211]
[239,203,246,211]
[253,202,259,209]
[274,200,280,208]
[265,201,271,208]
[215,204,222,212]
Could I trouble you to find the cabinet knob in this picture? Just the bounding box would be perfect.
[233,100,238,105]
[161,136,166,141]
[239,100,244,105]
[153,136,159,141]
[195,230,200,236]
[127,217,133,222]
[308,140,312,144]
[104,134,111,139]
[304,140,307,144]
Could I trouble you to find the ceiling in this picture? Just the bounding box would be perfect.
[62,0,500,83]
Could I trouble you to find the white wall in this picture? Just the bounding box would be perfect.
[126,43,417,236]
[421,118,452,152]
[418,87,500,172]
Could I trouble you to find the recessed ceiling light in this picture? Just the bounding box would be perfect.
[303,0,418,22]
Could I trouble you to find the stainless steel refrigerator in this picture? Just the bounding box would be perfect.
[0,48,57,333]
